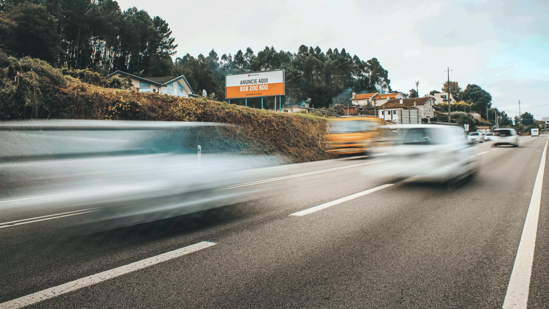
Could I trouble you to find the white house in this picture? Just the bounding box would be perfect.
[351,92,406,107]
[378,97,436,119]
[432,92,455,104]
[106,70,194,98]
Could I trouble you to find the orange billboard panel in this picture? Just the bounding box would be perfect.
[226,70,284,99]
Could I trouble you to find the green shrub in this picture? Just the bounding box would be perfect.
[0,51,66,119]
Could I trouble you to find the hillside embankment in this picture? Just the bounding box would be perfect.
[0,53,334,162]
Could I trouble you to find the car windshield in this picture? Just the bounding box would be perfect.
[469,132,479,136]
[328,120,373,133]
[396,128,447,145]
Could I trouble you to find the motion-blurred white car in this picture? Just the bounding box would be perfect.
[493,128,519,147]
[0,120,280,230]
[467,132,484,143]
[484,132,494,141]
[365,124,479,184]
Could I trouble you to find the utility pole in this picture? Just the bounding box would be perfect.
[415,80,419,97]
[518,100,521,125]
[445,67,452,123]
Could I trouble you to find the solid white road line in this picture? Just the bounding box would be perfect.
[478,151,490,156]
[290,184,394,217]
[219,160,385,190]
[492,148,500,151]
[503,141,548,309]
[0,208,98,227]
[0,241,216,309]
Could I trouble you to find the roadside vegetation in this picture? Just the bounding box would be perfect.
[0,51,333,162]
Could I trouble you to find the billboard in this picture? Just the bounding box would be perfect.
[226,70,285,99]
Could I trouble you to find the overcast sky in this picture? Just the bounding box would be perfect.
[116,0,548,119]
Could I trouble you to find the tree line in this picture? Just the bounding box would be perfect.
[174,46,393,107]
[0,0,177,77]
[0,0,535,127]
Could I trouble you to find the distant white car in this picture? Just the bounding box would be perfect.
[366,124,479,184]
[484,132,494,141]
[531,128,539,137]
[493,128,519,147]
[467,132,484,143]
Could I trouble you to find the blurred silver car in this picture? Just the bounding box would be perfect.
[493,128,519,147]
[0,120,279,230]
[483,132,494,141]
[365,124,479,184]
[467,132,484,143]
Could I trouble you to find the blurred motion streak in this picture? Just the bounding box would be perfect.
[363,124,479,184]
[325,117,384,156]
[0,120,281,231]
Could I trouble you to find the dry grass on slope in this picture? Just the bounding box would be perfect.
[57,82,335,162]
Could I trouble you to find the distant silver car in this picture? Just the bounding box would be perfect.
[483,132,494,141]
[467,132,484,143]
[493,128,519,147]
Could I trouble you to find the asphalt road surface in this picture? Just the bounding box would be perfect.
[1,135,549,308]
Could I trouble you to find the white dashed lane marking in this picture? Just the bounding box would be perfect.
[0,241,217,309]
[290,184,394,217]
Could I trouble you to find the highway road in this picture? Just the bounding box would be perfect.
[1,136,549,308]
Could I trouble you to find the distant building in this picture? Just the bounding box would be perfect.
[378,97,436,119]
[106,70,194,98]
[432,92,455,104]
[351,92,406,107]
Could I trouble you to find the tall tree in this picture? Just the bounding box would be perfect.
[442,81,462,101]
[461,84,492,119]
[520,112,535,126]
[409,88,418,98]
[0,3,60,64]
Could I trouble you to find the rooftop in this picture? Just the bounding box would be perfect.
[380,97,433,109]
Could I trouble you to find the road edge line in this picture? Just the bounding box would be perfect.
[502,141,548,308]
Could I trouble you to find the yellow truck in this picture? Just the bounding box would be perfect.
[325,117,384,156]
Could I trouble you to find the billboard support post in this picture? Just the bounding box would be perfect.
[245,99,247,107]
[228,100,230,105]
[279,96,281,111]
[261,97,263,109]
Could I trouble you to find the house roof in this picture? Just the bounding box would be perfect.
[353,93,378,100]
[146,76,178,84]
[380,97,434,109]
[373,93,403,100]
[106,70,194,94]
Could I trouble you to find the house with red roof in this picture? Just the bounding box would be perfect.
[351,92,406,107]
[378,97,436,121]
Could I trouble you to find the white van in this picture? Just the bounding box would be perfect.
[531,128,539,137]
